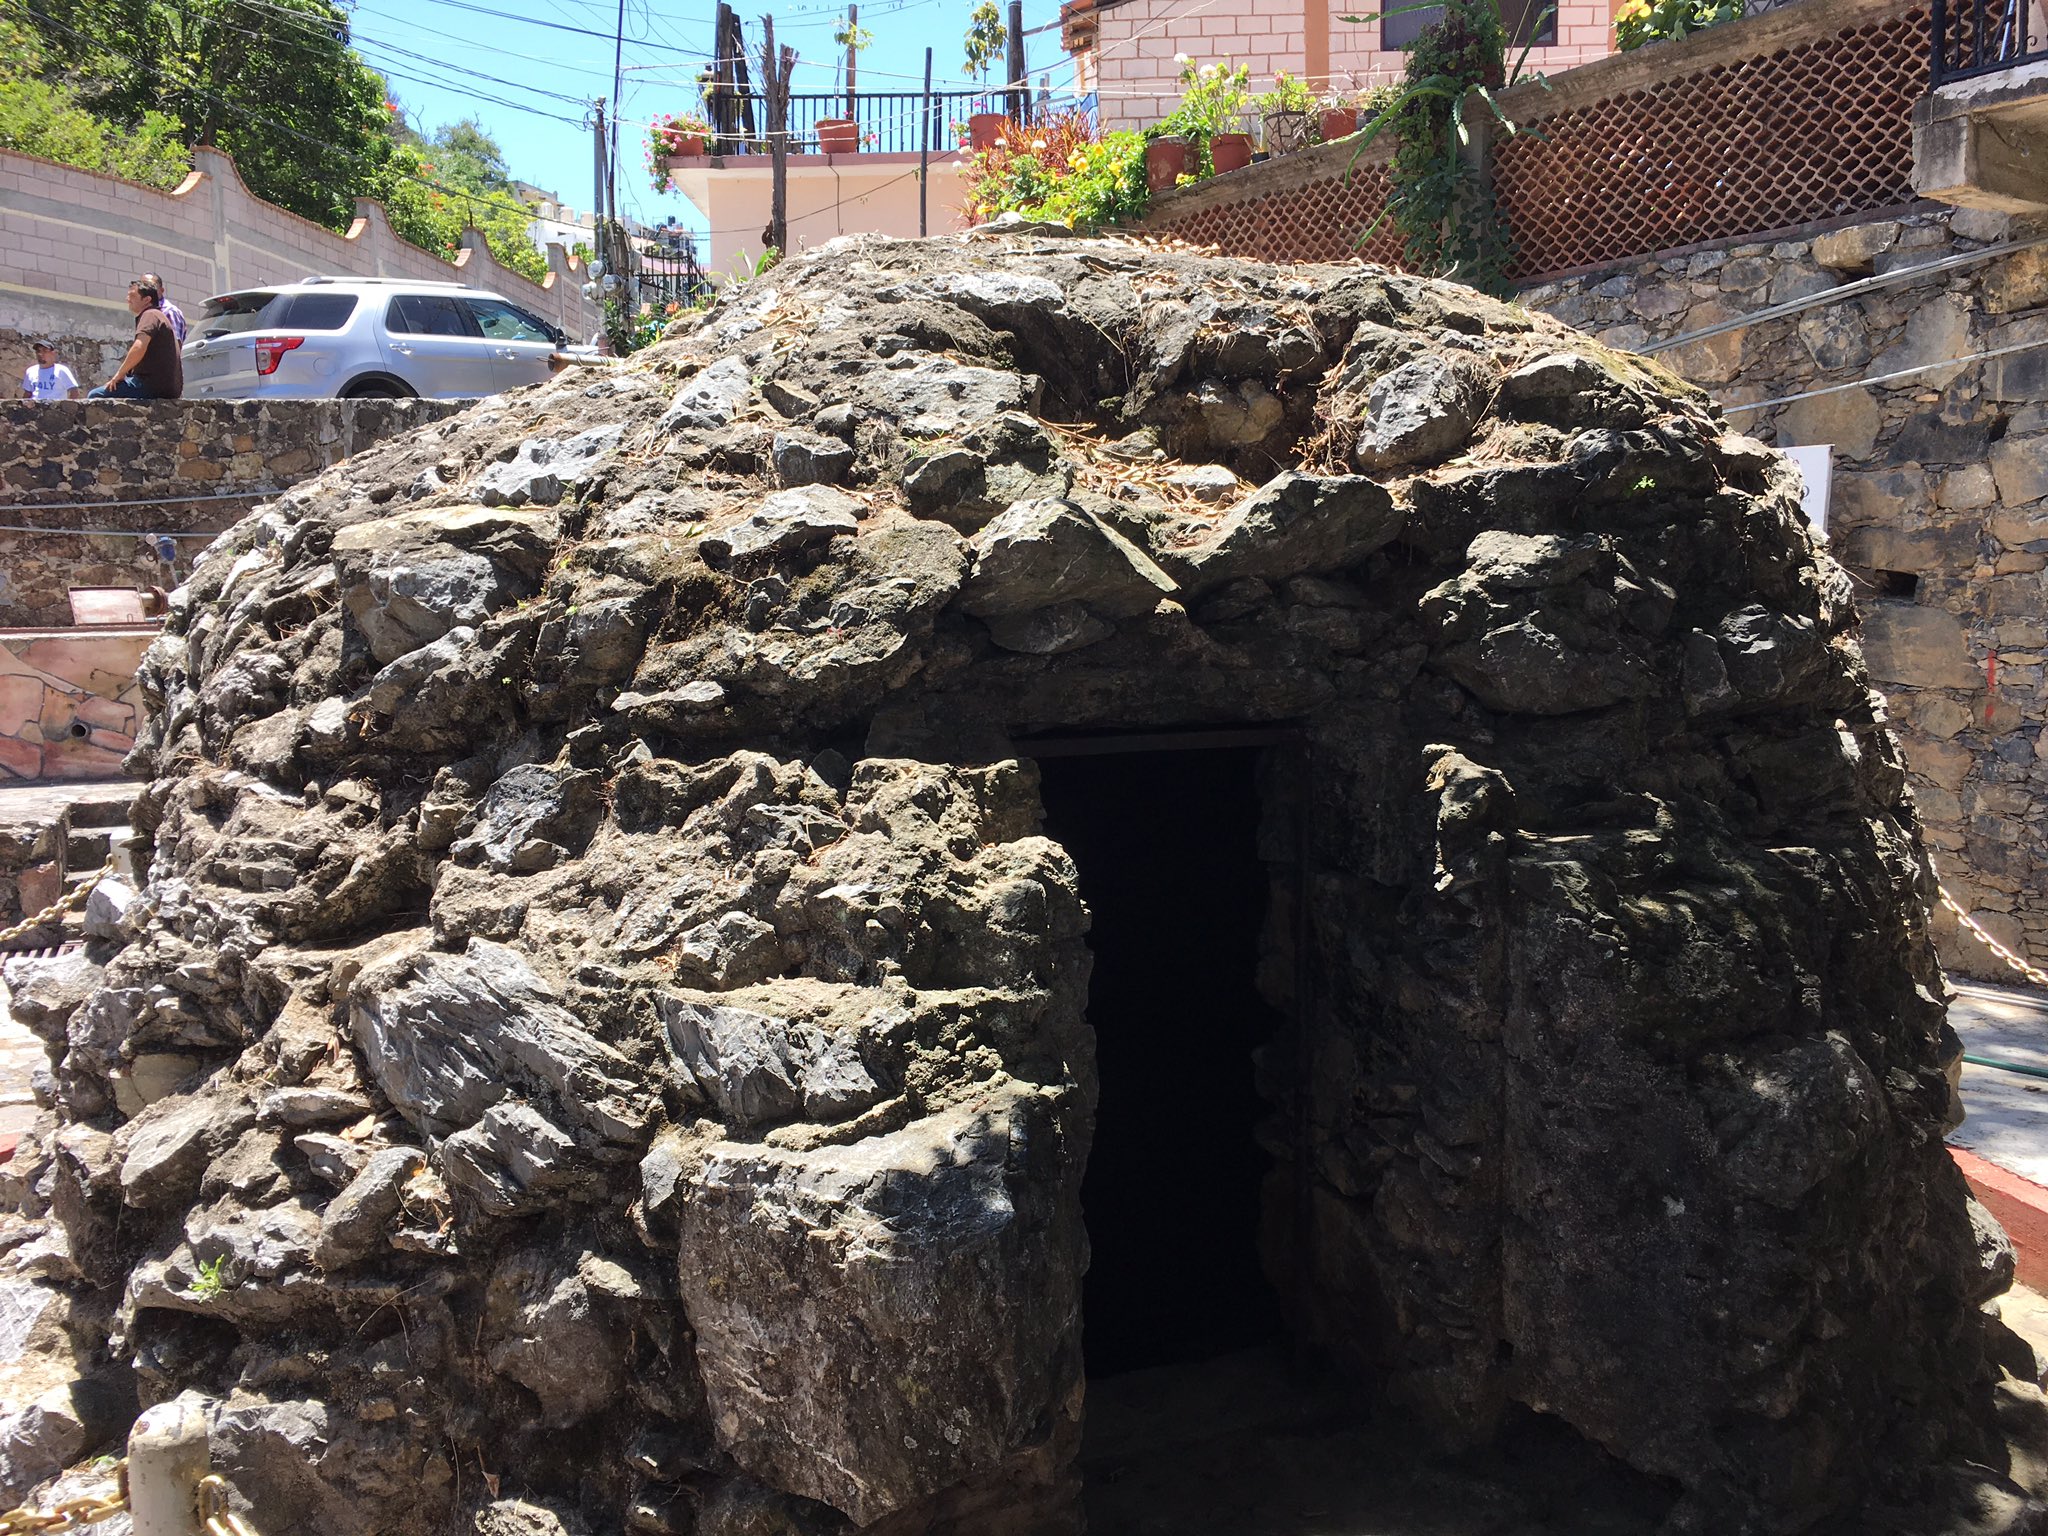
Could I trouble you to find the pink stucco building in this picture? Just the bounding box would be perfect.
[1061,0,1622,133]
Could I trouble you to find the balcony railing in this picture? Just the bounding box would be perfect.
[1933,0,2048,83]
[706,90,1001,156]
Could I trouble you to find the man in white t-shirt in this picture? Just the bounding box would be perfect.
[21,340,80,402]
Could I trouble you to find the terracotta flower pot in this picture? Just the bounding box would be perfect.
[1211,132,1254,173]
[1146,135,1192,193]
[1318,107,1359,142]
[669,133,707,158]
[968,112,1009,152]
[816,118,860,154]
[1263,110,1312,155]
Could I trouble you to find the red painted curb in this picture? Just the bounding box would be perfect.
[1954,1144,2048,1291]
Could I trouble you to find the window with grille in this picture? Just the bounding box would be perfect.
[1382,0,1557,50]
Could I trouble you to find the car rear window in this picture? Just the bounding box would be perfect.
[278,293,358,330]
[195,291,283,338]
[193,290,358,338]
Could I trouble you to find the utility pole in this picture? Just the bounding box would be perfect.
[759,13,794,255]
[918,45,931,236]
[1006,0,1026,124]
[592,98,608,232]
[844,4,858,120]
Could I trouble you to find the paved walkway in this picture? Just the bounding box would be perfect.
[0,976,37,1150]
[1949,981,2048,1188]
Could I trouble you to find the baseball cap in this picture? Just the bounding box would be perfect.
[30,338,56,350]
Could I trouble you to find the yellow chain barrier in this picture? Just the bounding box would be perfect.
[0,1462,126,1535]
[197,1475,261,1536]
[1940,883,2048,990]
[0,858,115,951]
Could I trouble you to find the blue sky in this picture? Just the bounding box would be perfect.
[346,0,1072,241]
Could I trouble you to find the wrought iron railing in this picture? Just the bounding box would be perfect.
[706,90,999,155]
[1933,0,2048,82]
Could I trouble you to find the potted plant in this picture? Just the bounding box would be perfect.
[1318,95,1359,142]
[1153,55,1252,179]
[964,0,1010,152]
[816,117,861,153]
[1254,71,1316,155]
[1145,134,1191,192]
[645,113,711,190]
[1211,126,1254,172]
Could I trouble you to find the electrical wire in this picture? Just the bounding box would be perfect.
[14,0,589,223]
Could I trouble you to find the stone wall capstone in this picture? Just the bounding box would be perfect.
[0,398,463,628]
[1521,204,2048,980]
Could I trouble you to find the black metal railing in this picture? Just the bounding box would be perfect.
[704,90,996,155]
[1933,0,2048,82]
[636,233,711,309]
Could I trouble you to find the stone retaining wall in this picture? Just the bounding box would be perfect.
[0,629,153,783]
[1522,205,2048,978]
[0,398,462,627]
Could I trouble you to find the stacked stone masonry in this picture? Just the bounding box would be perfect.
[0,400,462,630]
[1521,206,2048,981]
[0,233,2040,1536]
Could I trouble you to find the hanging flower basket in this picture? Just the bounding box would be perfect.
[646,114,712,189]
[816,117,861,154]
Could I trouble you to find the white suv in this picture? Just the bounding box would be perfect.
[182,276,574,400]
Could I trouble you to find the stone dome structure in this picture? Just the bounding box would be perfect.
[2,231,2038,1536]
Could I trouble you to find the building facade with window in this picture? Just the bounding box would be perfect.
[1060,0,1620,134]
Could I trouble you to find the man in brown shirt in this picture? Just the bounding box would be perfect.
[89,278,183,399]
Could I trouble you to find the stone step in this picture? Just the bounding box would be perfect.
[65,823,128,868]
[65,791,136,831]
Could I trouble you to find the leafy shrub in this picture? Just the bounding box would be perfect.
[1614,0,1741,49]
[963,111,1147,231]
[0,36,187,191]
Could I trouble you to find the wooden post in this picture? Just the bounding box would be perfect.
[845,4,858,120]
[1007,0,1027,123]
[919,45,932,236]
[760,14,793,254]
[731,7,758,149]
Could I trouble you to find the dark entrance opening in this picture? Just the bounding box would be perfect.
[1035,742,1288,1380]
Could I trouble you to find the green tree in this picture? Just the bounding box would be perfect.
[0,18,188,186]
[367,116,548,282]
[963,0,1006,86]
[20,0,393,228]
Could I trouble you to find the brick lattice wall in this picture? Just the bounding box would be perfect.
[1142,0,1928,283]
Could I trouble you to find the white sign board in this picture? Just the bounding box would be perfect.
[1783,444,1833,540]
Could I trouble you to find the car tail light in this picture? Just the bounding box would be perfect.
[253,336,304,376]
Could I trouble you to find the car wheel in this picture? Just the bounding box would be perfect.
[343,380,414,399]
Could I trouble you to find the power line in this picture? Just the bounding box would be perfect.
[14,0,579,230]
